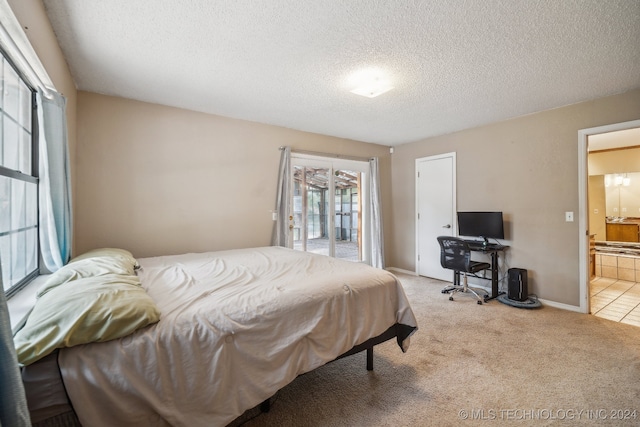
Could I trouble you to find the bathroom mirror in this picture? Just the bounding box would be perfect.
[587,172,640,243]
[604,172,640,217]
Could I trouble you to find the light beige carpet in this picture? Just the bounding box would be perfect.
[230,273,640,426]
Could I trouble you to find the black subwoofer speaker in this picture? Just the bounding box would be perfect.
[507,268,528,301]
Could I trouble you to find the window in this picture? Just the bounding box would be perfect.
[0,49,38,297]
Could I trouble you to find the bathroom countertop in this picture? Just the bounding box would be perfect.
[606,218,640,224]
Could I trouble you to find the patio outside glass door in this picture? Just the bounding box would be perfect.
[291,155,368,262]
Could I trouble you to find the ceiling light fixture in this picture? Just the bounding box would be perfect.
[347,68,394,98]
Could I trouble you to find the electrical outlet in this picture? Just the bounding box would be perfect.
[565,212,574,222]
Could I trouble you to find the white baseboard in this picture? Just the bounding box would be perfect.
[537,298,582,312]
[386,267,417,276]
[386,269,585,313]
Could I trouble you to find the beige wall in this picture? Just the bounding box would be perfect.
[75,91,391,258]
[388,88,640,306]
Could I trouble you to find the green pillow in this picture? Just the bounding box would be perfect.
[38,248,140,297]
[69,247,139,269]
[14,273,160,366]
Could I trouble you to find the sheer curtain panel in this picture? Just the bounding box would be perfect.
[368,157,384,269]
[37,91,72,271]
[272,146,291,247]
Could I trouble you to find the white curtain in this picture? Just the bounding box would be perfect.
[37,91,73,271]
[0,260,31,427]
[368,157,385,269]
[271,146,292,247]
[0,0,55,96]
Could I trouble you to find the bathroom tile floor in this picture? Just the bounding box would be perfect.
[590,277,640,326]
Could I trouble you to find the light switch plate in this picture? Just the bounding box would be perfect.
[565,212,574,222]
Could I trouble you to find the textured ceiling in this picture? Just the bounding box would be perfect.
[41,0,640,146]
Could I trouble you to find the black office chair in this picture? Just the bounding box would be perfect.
[437,236,491,305]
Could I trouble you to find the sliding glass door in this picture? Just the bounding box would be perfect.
[290,155,369,263]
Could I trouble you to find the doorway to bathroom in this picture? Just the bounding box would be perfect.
[579,119,640,325]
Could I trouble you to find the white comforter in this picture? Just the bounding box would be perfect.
[58,247,417,426]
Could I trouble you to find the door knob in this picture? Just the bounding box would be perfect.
[442,224,451,228]
[289,225,294,230]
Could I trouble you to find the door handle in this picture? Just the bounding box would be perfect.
[442,224,451,228]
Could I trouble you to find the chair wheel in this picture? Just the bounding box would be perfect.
[477,300,482,305]
[449,296,454,301]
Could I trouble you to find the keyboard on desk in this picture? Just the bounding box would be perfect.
[465,240,501,251]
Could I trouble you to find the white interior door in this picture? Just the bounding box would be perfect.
[416,153,456,280]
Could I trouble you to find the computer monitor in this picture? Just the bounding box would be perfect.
[457,211,504,243]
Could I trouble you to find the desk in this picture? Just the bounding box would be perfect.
[456,241,508,301]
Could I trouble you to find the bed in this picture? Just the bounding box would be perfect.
[16,246,417,426]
